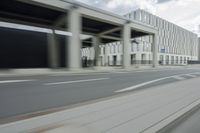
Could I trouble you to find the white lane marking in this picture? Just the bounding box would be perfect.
[0,80,34,84]
[172,76,186,80]
[184,74,197,78]
[109,71,130,74]
[115,72,199,93]
[115,77,170,93]
[49,72,110,76]
[44,78,110,85]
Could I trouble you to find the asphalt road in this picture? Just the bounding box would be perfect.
[0,68,200,121]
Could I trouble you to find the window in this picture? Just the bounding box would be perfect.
[113,45,116,54]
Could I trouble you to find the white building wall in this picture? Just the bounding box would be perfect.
[124,9,198,65]
[81,9,198,67]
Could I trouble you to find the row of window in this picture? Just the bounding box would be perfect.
[126,9,198,57]
[159,55,190,64]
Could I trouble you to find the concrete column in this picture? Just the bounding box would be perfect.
[166,55,169,65]
[136,53,141,67]
[152,34,158,67]
[168,55,171,65]
[47,30,59,68]
[175,56,179,65]
[93,36,101,66]
[67,8,81,70]
[162,55,166,65]
[104,45,108,66]
[122,24,131,68]
[142,53,147,64]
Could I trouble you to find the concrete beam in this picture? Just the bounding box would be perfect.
[18,0,69,12]
[20,0,157,37]
[101,35,121,41]
[98,27,121,36]
[129,22,157,35]
[0,18,56,32]
[78,8,125,26]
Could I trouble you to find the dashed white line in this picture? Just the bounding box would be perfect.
[0,80,34,84]
[44,78,110,85]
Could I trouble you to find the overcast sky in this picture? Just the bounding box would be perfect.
[77,0,200,36]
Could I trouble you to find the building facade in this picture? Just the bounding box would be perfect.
[82,9,198,67]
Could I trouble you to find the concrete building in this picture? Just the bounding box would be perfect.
[1,1,198,69]
[82,9,199,67]
[0,0,158,70]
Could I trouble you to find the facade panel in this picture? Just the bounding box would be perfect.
[82,9,198,66]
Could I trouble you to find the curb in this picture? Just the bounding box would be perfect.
[142,98,200,133]
[0,66,186,77]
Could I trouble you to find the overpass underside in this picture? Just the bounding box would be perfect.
[0,0,158,69]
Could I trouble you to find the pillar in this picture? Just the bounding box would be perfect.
[93,36,101,66]
[168,55,172,65]
[162,55,166,65]
[142,53,147,64]
[122,24,131,68]
[47,30,59,68]
[152,34,158,67]
[104,45,108,66]
[67,8,81,70]
[136,53,141,67]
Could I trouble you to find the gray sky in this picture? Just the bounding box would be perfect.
[77,0,200,35]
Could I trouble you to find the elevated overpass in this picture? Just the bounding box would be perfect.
[0,0,158,70]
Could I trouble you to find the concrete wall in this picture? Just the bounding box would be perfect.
[0,27,48,68]
[0,27,67,68]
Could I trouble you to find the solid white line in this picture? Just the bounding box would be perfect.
[0,80,34,84]
[115,72,199,93]
[49,72,110,76]
[172,76,186,80]
[109,71,130,74]
[184,74,197,78]
[115,77,170,93]
[44,78,110,85]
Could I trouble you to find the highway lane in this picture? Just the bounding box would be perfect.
[0,68,200,121]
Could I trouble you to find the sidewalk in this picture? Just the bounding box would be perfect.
[0,65,188,77]
[1,77,200,133]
